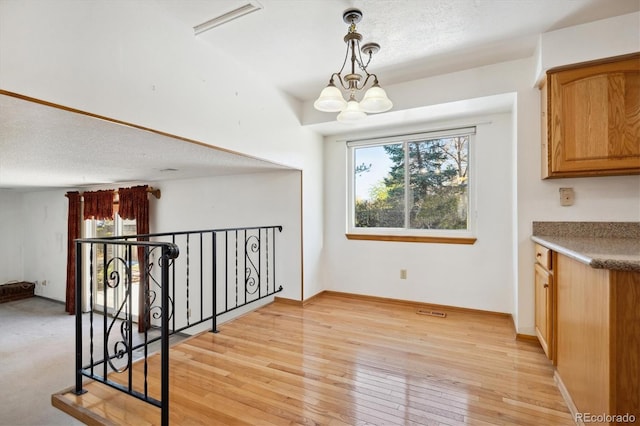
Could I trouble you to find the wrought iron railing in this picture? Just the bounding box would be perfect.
[72,226,283,426]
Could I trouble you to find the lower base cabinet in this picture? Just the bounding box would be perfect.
[555,253,639,425]
[534,263,553,360]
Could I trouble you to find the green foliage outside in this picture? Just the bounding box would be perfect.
[355,136,469,230]
[95,220,115,291]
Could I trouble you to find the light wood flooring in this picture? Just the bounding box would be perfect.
[52,292,573,425]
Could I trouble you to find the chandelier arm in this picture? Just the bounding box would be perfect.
[333,73,350,91]
[361,74,378,89]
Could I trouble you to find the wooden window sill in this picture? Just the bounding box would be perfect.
[345,234,477,244]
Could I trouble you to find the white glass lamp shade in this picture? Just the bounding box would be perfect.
[337,100,366,123]
[360,85,393,113]
[313,84,347,112]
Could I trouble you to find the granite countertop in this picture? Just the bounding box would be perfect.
[532,222,640,272]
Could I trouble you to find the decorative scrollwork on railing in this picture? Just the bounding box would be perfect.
[104,255,132,373]
[245,234,260,296]
[145,246,175,326]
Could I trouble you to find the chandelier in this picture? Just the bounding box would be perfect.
[313,8,392,122]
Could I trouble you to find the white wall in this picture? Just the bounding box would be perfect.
[323,113,515,313]
[321,10,640,332]
[152,171,302,301]
[300,148,325,300]
[0,191,24,284]
[0,0,324,301]
[535,12,640,82]
[14,171,302,308]
[19,190,69,299]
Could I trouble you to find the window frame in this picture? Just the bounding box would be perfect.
[346,127,477,244]
[82,213,140,317]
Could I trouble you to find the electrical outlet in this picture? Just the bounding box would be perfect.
[41,280,47,286]
[187,308,192,318]
[400,269,407,279]
[559,187,575,206]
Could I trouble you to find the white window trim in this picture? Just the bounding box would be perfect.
[346,127,477,241]
[82,214,139,316]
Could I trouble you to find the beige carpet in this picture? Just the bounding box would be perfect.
[0,296,187,425]
[0,297,83,426]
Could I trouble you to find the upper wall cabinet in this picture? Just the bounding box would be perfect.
[540,52,640,179]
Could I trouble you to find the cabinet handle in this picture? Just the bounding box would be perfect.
[544,284,549,288]
[536,253,542,257]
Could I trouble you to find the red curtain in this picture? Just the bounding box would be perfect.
[83,190,115,220]
[66,190,114,315]
[118,185,150,332]
[65,192,82,314]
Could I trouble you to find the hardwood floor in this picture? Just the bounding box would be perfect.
[53,293,573,425]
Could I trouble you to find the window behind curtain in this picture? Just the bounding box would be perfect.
[86,212,139,318]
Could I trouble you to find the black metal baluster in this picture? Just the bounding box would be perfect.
[74,240,86,395]
[186,234,190,326]
[225,232,228,313]
[144,245,149,399]
[258,228,262,298]
[211,232,218,333]
[200,232,203,323]
[127,244,133,393]
[160,244,171,426]
[235,230,238,308]
[101,243,106,381]
[275,227,281,292]
[171,235,176,332]
[266,228,269,294]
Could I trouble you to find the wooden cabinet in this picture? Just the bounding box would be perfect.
[534,264,553,359]
[555,253,640,424]
[541,52,640,178]
[534,244,554,361]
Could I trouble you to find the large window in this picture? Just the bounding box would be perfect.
[347,127,476,243]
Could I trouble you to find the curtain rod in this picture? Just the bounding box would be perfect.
[65,187,161,199]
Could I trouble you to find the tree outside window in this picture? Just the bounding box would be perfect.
[352,133,470,232]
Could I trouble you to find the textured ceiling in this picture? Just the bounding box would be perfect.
[0,93,291,191]
[157,0,640,101]
[1,0,638,191]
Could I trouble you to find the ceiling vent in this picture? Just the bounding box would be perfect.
[194,2,262,35]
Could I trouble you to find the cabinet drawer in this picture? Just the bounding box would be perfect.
[535,244,552,270]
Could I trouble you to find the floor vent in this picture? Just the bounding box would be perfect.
[416,310,447,318]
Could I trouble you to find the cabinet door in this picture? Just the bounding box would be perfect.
[547,53,640,177]
[534,263,553,360]
[540,78,550,178]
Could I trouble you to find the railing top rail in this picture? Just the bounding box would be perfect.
[75,238,169,247]
[84,225,283,241]
[74,239,180,259]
